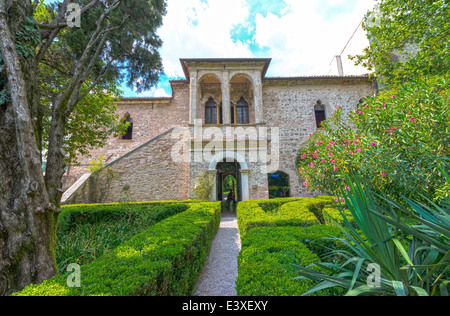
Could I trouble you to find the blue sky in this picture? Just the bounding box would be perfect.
[45,0,376,98]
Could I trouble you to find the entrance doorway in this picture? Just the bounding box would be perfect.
[216,161,242,203]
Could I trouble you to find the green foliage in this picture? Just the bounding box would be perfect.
[14,202,221,296]
[87,155,105,173]
[56,203,189,274]
[236,197,352,296]
[237,197,338,236]
[351,0,450,88]
[296,76,450,202]
[192,171,214,201]
[294,175,450,296]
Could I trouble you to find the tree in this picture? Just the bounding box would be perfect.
[351,0,450,88]
[0,0,166,295]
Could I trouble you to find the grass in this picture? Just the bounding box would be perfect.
[56,203,189,274]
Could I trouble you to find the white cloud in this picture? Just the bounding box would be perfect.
[153,88,170,97]
[157,0,253,77]
[124,0,376,96]
[252,0,375,76]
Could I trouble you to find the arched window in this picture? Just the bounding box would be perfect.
[205,97,218,125]
[268,171,290,199]
[314,101,326,128]
[122,114,133,140]
[236,96,249,124]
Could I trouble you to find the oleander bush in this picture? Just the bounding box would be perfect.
[14,202,221,296]
[296,76,450,203]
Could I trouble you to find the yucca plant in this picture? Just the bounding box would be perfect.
[293,173,449,296]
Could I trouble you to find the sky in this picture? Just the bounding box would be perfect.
[123,0,376,98]
[46,0,377,98]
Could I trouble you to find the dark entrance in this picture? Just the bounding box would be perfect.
[216,160,242,202]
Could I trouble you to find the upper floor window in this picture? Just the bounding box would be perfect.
[205,97,218,125]
[314,101,326,128]
[236,96,249,125]
[122,114,133,140]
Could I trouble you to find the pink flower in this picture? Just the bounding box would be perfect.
[301,153,307,160]
[330,141,335,145]
[334,166,338,172]
[340,198,345,202]
[337,105,342,109]
[392,95,395,98]
[306,170,309,173]
[382,103,386,108]
[410,117,415,122]
[381,173,386,177]
[318,141,323,145]
[328,151,333,157]
[371,142,377,146]
[334,198,338,202]
[355,148,361,153]
[321,174,325,178]
[345,186,350,190]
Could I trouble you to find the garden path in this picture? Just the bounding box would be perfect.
[194,210,241,296]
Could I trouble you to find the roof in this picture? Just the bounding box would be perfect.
[180,58,272,83]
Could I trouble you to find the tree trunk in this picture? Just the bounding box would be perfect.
[0,0,59,296]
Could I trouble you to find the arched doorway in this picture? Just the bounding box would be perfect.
[216,160,242,202]
[208,151,250,202]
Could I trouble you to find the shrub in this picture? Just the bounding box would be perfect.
[56,203,189,273]
[236,226,344,296]
[296,75,450,202]
[14,202,221,296]
[237,197,336,236]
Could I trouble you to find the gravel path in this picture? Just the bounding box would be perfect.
[194,212,241,296]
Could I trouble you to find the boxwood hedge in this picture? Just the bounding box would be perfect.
[236,197,348,296]
[14,202,221,296]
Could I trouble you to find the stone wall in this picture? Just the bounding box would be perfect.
[262,77,375,197]
[64,129,190,204]
[68,81,190,177]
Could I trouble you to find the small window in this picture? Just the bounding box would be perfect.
[122,114,133,140]
[236,97,249,124]
[205,97,218,125]
[314,101,326,128]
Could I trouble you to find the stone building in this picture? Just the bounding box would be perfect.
[63,58,375,204]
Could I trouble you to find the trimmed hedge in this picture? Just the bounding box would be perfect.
[236,197,349,296]
[14,202,221,296]
[237,197,336,236]
[236,226,344,296]
[56,203,190,273]
[57,203,189,234]
[61,200,196,209]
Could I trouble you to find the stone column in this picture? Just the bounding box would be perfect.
[222,71,231,125]
[190,70,198,124]
[240,169,250,201]
[253,74,264,124]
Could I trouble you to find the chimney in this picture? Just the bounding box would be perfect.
[336,55,344,76]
